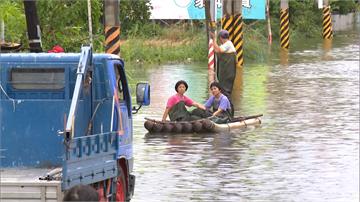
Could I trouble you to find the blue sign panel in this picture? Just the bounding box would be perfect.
[242,0,266,19]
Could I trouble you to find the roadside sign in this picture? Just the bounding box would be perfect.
[150,0,265,20]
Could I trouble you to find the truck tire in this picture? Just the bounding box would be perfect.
[116,170,126,202]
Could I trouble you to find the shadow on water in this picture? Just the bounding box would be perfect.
[128,25,359,202]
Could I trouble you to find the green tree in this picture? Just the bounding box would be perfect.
[1,0,153,52]
[119,0,153,37]
[289,0,322,38]
[0,0,26,43]
[36,0,153,52]
[36,0,104,52]
[331,0,358,14]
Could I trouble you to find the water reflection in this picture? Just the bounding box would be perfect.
[322,39,333,61]
[128,27,359,201]
[279,48,289,66]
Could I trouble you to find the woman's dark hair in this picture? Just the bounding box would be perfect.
[175,80,188,92]
[209,81,222,91]
[63,185,98,201]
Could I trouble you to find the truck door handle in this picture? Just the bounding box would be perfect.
[57,130,65,135]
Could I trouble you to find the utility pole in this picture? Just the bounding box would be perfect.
[87,0,93,45]
[319,0,333,59]
[104,0,121,55]
[279,0,289,66]
[280,0,289,50]
[221,0,244,67]
[23,0,42,52]
[1,20,4,43]
[205,0,217,90]
[266,0,272,44]
[322,0,333,39]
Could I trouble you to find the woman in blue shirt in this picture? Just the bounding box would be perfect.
[192,82,232,123]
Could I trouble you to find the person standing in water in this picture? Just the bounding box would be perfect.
[210,29,236,116]
[162,80,205,122]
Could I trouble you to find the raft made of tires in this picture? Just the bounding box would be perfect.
[144,114,262,133]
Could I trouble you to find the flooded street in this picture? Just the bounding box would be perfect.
[128,27,359,201]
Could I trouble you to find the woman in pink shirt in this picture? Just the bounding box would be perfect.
[162,80,205,122]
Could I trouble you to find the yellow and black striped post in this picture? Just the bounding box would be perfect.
[104,0,121,55]
[221,0,243,67]
[280,8,290,49]
[208,21,216,32]
[105,26,121,55]
[221,15,234,35]
[231,14,244,67]
[321,0,333,57]
[322,5,333,39]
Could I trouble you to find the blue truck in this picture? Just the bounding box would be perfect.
[0,46,150,201]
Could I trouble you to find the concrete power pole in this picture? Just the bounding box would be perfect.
[221,0,244,67]
[104,0,121,55]
[322,0,333,39]
[205,0,217,90]
[280,0,289,49]
[23,0,42,52]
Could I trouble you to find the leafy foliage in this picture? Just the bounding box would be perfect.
[119,0,152,36]
[0,0,26,43]
[36,0,104,52]
[330,0,358,14]
[243,23,269,62]
[289,0,322,38]
[1,0,152,52]
[267,0,323,39]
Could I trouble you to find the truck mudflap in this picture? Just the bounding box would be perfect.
[62,132,118,190]
[127,174,136,200]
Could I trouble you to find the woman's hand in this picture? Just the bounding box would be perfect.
[212,108,223,117]
[198,104,206,110]
[162,108,170,122]
[194,102,206,110]
[210,32,215,39]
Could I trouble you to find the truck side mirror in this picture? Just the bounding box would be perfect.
[136,82,150,106]
[133,83,150,114]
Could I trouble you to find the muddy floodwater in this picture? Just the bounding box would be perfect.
[127,25,359,202]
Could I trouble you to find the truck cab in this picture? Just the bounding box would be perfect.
[0,46,150,201]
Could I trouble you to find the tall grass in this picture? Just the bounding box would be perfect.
[120,22,271,64]
[121,24,208,64]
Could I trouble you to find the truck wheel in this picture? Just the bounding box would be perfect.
[116,171,126,202]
